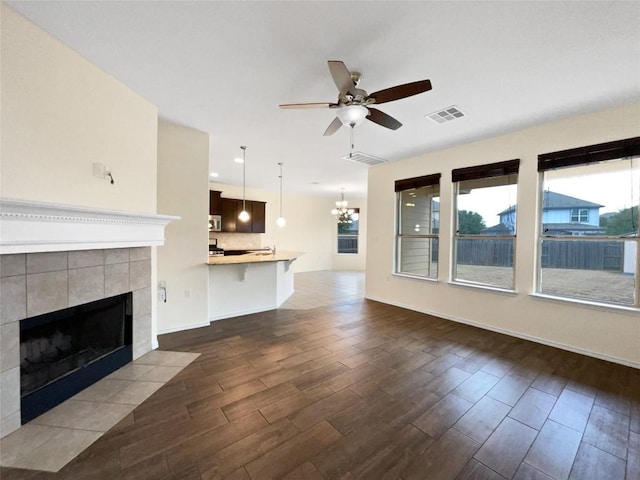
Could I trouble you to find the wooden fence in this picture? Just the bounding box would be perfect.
[455,238,624,271]
[338,234,358,254]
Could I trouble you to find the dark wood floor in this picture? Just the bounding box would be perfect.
[2,299,639,479]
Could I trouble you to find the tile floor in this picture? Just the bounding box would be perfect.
[280,270,364,310]
[0,350,199,472]
[0,271,364,474]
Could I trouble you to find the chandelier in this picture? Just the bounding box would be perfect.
[331,190,359,224]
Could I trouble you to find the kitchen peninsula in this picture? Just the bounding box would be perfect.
[207,250,302,321]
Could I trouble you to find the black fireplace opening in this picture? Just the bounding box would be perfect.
[20,292,133,424]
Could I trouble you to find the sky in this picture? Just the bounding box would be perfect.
[457,159,639,227]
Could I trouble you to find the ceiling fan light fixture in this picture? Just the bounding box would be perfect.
[336,105,368,127]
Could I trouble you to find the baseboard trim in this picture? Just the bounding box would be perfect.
[209,306,277,323]
[157,320,211,336]
[365,295,640,369]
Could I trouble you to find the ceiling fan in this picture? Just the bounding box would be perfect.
[279,60,432,136]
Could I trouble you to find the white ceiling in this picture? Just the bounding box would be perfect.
[8,1,640,199]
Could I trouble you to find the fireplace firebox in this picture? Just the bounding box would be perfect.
[20,292,133,423]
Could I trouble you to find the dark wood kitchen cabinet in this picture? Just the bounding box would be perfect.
[209,190,222,215]
[219,198,266,233]
[251,201,266,233]
[221,198,238,232]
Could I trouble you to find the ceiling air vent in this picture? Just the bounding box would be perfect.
[341,151,387,166]
[426,105,465,124]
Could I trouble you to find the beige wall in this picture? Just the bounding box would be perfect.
[210,183,339,272]
[1,4,158,213]
[157,120,210,333]
[366,102,640,367]
[1,3,161,346]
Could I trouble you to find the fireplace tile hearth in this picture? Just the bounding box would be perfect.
[0,349,199,472]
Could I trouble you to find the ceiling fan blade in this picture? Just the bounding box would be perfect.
[279,102,335,109]
[369,79,432,104]
[328,61,355,95]
[366,107,402,130]
[323,117,343,136]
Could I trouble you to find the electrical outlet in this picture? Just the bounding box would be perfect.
[158,288,166,302]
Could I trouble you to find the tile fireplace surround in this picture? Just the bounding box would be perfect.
[0,198,178,439]
[0,247,152,438]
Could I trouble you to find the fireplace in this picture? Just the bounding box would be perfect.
[1,199,177,438]
[20,292,133,423]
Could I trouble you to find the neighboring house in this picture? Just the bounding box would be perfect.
[482,191,605,235]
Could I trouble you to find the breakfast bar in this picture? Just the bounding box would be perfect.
[207,251,302,321]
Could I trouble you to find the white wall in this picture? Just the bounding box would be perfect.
[0,4,158,214]
[157,120,210,333]
[210,183,338,272]
[366,102,640,367]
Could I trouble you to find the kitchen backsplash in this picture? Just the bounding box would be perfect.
[209,232,261,250]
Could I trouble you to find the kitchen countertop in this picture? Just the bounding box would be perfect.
[206,250,303,265]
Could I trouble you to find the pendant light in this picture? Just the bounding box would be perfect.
[276,162,286,227]
[238,146,250,222]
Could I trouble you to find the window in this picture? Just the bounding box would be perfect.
[452,159,519,290]
[337,208,359,254]
[395,174,440,279]
[537,137,640,307]
[570,208,588,223]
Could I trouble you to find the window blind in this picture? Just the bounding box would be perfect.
[452,159,519,183]
[394,173,441,192]
[538,136,640,171]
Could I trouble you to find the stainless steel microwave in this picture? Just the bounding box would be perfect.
[209,215,222,232]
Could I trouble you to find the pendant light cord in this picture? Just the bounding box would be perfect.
[241,146,247,211]
[278,162,283,218]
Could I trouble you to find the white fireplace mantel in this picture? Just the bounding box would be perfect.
[0,198,180,254]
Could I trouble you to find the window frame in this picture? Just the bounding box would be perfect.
[536,136,640,308]
[336,207,359,255]
[394,174,441,280]
[451,159,520,291]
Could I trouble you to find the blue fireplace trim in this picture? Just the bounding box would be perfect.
[20,345,132,423]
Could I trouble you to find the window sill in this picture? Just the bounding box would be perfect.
[393,272,438,282]
[448,280,517,295]
[530,293,640,314]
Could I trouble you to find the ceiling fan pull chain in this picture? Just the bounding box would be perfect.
[350,125,354,158]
